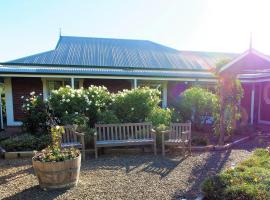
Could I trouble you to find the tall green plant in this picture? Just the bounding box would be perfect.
[215,59,244,145]
[179,86,218,130]
[112,87,161,123]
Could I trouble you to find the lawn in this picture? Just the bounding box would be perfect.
[0,137,267,200]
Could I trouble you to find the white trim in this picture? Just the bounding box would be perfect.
[4,78,22,126]
[258,83,262,122]
[71,77,75,89]
[258,120,270,125]
[162,81,168,108]
[250,84,255,124]
[220,50,250,72]
[0,84,3,129]
[133,79,138,88]
[220,48,270,72]
[0,73,217,82]
[41,78,48,101]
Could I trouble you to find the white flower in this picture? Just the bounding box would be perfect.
[56,125,60,130]
[131,107,134,111]
[27,104,30,106]
[26,98,29,101]
[65,111,68,114]
[30,91,35,96]
[75,112,78,115]
[86,108,89,111]
[27,107,30,110]
[71,94,75,98]
[66,99,70,102]
[62,99,66,102]
[21,96,24,99]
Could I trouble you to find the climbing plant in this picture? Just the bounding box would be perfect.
[214,59,244,145]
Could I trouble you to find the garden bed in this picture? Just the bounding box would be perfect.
[201,148,270,199]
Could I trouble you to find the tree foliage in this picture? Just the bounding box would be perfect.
[179,86,218,130]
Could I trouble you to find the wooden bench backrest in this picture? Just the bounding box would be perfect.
[62,125,78,143]
[169,123,191,140]
[95,123,153,141]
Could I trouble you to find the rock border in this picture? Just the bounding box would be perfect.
[1,149,36,159]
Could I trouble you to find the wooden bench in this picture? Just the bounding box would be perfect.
[162,123,191,156]
[61,125,85,160]
[94,123,156,159]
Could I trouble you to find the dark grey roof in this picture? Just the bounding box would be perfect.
[5,36,237,70]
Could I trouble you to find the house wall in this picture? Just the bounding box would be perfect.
[167,81,187,107]
[83,79,132,93]
[12,77,43,121]
[259,82,270,123]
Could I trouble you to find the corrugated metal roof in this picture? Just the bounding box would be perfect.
[5,36,237,70]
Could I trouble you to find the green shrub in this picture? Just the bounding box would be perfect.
[201,149,270,200]
[112,87,160,123]
[148,107,172,131]
[21,92,49,134]
[179,86,218,130]
[97,110,120,124]
[0,133,51,151]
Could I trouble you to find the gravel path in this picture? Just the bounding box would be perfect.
[0,137,268,200]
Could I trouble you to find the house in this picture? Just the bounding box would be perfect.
[0,36,269,127]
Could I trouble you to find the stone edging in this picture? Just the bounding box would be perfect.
[1,149,36,159]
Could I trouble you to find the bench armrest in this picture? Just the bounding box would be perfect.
[75,131,85,136]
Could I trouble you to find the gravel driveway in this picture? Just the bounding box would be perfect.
[0,137,268,200]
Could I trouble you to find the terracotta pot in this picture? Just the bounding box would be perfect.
[32,154,81,190]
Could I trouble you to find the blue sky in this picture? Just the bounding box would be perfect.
[1,0,270,61]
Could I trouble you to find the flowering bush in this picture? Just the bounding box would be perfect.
[21,92,49,134]
[48,85,112,127]
[112,87,160,123]
[33,126,80,162]
[49,86,86,120]
[83,85,112,126]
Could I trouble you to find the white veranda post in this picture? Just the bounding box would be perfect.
[162,81,168,108]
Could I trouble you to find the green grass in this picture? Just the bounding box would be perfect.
[201,148,270,200]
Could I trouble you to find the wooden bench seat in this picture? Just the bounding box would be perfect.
[61,125,85,160]
[94,123,156,158]
[162,123,191,156]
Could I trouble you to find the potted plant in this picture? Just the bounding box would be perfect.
[32,126,81,190]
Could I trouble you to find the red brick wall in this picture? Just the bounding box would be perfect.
[12,77,43,121]
[84,79,132,93]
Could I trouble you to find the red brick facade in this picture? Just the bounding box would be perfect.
[12,77,43,121]
[84,79,132,93]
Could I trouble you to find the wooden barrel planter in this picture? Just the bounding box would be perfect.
[32,154,81,190]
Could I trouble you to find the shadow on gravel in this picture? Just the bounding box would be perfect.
[0,166,33,186]
[81,154,187,178]
[140,156,187,178]
[172,149,232,199]
[2,185,66,200]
